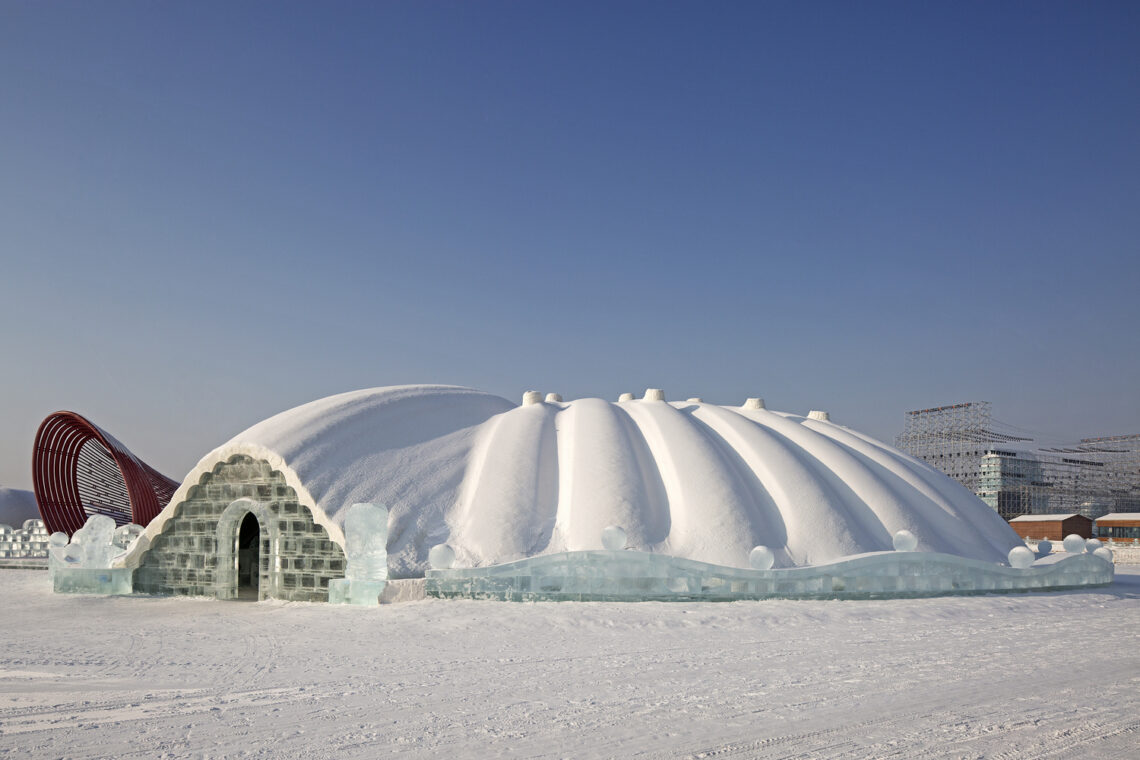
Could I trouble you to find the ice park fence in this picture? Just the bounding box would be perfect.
[131,455,345,602]
[425,548,1114,602]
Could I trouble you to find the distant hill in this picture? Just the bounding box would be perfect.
[0,486,39,528]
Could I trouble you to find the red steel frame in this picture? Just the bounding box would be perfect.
[32,411,178,535]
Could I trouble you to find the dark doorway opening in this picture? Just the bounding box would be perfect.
[237,512,260,600]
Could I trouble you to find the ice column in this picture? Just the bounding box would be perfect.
[328,502,389,605]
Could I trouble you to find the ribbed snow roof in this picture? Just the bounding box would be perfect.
[143,385,1023,576]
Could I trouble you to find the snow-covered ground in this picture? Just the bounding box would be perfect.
[1,569,1138,759]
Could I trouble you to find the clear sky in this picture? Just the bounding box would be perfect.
[2,1,1138,489]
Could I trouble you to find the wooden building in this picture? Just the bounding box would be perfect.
[1095,513,1140,540]
[1008,513,1093,542]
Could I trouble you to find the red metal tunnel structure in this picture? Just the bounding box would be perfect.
[32,412,179,535]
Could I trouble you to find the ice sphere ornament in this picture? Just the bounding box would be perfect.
[343,502,389,583]
[1063,534,1085,554]
[49,532,68,548]
[892,530,918,552]
[1008,546,1034,569]
[1036,539,1053,556]
[1093,546,1114,564]
[428,543,456,570]
[113,523,144,550]
[1084,538,1102,553]
[749,545,775,570]
[601,525,627,551]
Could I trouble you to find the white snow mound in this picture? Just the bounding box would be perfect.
[140,385,1023,576]
[0,486,39,527]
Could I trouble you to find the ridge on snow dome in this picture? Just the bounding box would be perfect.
[129,384,1023,578]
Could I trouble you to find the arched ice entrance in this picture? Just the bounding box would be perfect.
[237,512,260,599]
[216,498,280,601]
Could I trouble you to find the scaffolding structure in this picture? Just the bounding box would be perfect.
[896,404,1140,521]
[895,402,1029,494]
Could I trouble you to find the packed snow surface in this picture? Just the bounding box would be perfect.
[139,385,1022,576]
[1,568,1138,759]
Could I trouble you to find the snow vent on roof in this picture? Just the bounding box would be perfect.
[522,391,542,406]
[545,393,562,403]
[743,398,765,410]
[618,392,634,402]
[808,410,830,421]
[644,389,665,401]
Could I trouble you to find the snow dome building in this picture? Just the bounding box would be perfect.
[118,385,1035,602]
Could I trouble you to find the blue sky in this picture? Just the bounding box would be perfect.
[2,1,1138,488]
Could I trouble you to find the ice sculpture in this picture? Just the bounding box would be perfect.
[1063,534,1085,553]
[1093,547,1113,564]
[328,502,389,605]
[51,514,134,594]
[1085,539,1102,553]
[601,526,627,551]
[749,545,775,570]
[892,530,918,552]
[1036,539,1053,556]
[429,543,456,570]
[1008,546,1034,568]
[0,520,50,560]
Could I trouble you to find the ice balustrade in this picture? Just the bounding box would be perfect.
[426,529,1115,602]
[50,514,141,594]
[0,519,51,559]
[327,502,389,605]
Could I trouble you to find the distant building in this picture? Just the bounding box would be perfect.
[1009,514,1093,542]
[977,450,1049,520]
[1095,513,1140,541]
[897,403,1140,520]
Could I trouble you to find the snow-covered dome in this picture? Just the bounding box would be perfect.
[146,385,1022,576]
